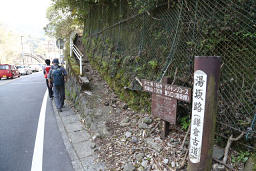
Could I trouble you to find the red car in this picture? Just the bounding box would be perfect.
[0,64,20,79]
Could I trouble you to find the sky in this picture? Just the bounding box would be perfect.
[0,0,51,37]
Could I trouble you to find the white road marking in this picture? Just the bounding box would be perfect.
[8,82,43,85]
[0,80,15,86]
[31,90,48,171]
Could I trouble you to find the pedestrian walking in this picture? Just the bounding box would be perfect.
[43,59,53,99]
[48,58,67,112]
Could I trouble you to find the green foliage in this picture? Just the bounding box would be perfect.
[180,115,190,130]
[148,60,158,70]
[231,151,250,164]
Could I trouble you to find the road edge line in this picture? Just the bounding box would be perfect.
[31,90,48,171]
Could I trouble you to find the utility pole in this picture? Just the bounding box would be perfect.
[21,36,24,65]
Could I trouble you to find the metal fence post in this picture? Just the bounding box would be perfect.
[188,56,221,171]
[80,55,82,75]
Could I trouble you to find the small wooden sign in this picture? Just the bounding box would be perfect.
[152,94,177,124]
[141,78,192,138]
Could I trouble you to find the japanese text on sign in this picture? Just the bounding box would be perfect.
[142,80,191,103]
[189,70,207,163]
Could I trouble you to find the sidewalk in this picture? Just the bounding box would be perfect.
[51,100,105,171]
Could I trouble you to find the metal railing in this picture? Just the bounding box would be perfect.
[72,44,83,75]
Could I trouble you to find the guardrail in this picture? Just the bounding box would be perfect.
[72,44,83,75]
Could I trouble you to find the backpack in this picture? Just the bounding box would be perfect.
[44,66,51,78]
[52,66,64,86]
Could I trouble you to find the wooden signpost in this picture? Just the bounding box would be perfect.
[141,77,191,137]
[188,56,221,171]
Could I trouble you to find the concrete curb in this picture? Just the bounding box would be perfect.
[51,99,85,171]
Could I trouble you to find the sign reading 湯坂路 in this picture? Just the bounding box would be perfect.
[189,70,207,163]
[142,79,191,103]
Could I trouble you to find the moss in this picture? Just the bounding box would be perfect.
[252,153,256,170]
[66,54,81,76]
[65,88,70,98]
[71,89,77,101]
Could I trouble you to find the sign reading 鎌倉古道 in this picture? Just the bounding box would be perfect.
[189,70,207,163]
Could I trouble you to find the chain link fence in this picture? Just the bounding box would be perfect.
[81,0,256,146]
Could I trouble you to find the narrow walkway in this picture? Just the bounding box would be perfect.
[52,100,105,171]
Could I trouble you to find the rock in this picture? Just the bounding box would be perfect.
[84,91,92,96]
[176,150,182,154]
[102,127,112,136]
[125,131,132,138]
[141,160,149,168]
[137,166,145,171]
[131,118,138,127]
[145,138,163,152]
[131,136,138,143]
[123,163,135,171]
[92,133,100,141]
[142,130,149,138]
[212,145,224,160]
[120,118,130,127]
[115,108,122,114]
[122,104,128,110]
[104,102,109,106]
[145,165,152,171]
[79,76,89,85]
[95,110,103,116]
[136,153,144,161]
[212,163,225,171]
[120,122,130,127]
[121,138,126,142]
[163,158,169,164]
[90,143,96,149]
[139,122,150,129]
[121,117,130,123]
[111,99,117,104]
[244,156,256,171]
[143,117,152,125]
[171,161,175,168]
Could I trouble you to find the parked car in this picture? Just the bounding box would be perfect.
[0,64,20,79]
[29,64,42,72]
[17,66,32,75]
[26,67,32,74]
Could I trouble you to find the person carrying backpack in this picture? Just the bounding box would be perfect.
[48,58,67,112]
[43,59,53,99]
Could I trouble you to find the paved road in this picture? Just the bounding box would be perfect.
[0,73,73,171]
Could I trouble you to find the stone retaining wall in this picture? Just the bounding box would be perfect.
[65,60,112,137]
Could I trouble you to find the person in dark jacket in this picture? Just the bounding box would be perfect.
[48,58,67,112]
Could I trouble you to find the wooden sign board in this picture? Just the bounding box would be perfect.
[142,79,191,103]
[152,94,177,124]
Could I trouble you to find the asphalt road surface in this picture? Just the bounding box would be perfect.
[0,72,73,171]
